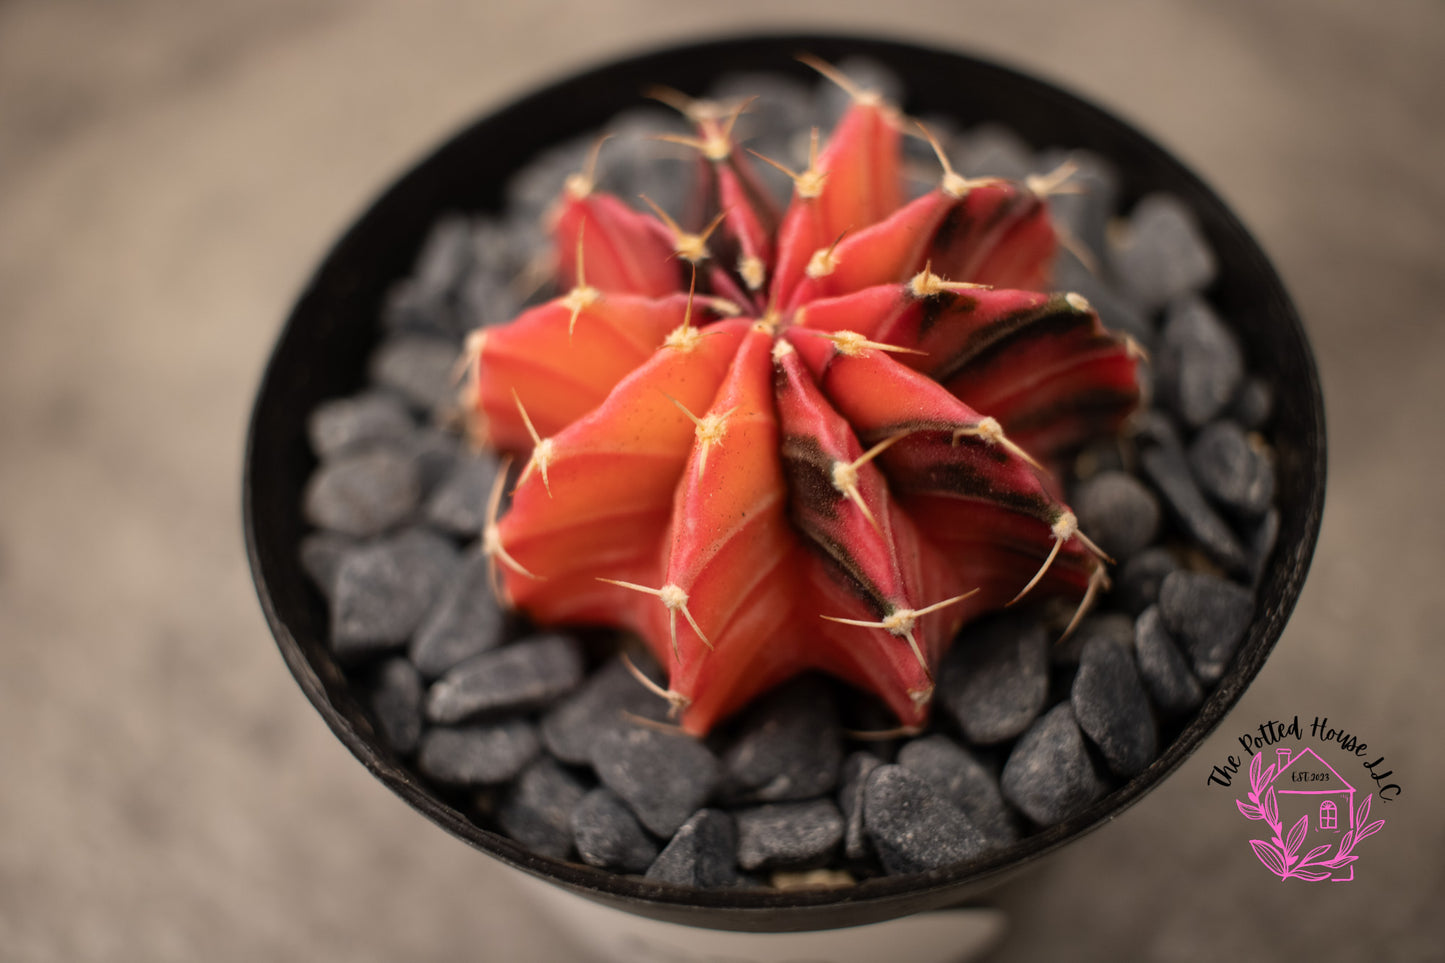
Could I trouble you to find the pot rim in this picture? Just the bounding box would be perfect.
[243,31,1325,932]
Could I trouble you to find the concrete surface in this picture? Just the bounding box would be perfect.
[1,1,1442,960]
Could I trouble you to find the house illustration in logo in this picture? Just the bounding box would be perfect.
[1266,746,1357,881]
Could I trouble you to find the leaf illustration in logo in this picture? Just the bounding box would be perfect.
[1285,814,1308,860]
[1357,818,1385,843]
[1236,799,1265,820]
[1263,785,1280,827]
[1293,869,1333,882]
[1249,838,1288,878]
[1301,843,1332,865]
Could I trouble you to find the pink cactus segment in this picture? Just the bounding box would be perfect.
[922,181,1057,291]
[552,190,681,297]
[468,292,717,450]
[803,342,1101,605]
[798,280,1141,465]
[772,336,968,717]
[651,326,804,732]
[495,320,747,625]
[769,99,903,311]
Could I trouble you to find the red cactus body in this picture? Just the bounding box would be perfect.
[463,67,1142,735]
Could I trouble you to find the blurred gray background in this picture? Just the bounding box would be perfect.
[2,1,1441,960]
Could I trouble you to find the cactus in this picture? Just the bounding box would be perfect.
[461,61,1142,735]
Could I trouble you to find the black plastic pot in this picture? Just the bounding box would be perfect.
[243,33,1325,933]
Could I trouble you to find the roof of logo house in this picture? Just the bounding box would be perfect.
[1269,746,1355,793]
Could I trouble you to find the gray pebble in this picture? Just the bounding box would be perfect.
[1052,612,1135,668]
[417,718,540,786]
[307,391,416,460]
[1072,470,1162,560]
[1141,443,1251,576]
[1071,639,1158,778]
[572,788,660,873]
[645,809,738,889]
[1188,421,1274,517]
[540,654,671,765]
[1109,194,1217,312]
[330,529,458,656]
[734,799,844,872]
[591,725,721,837]
[426,634,584,724]
[304,447,421,538]
[298,530,358,599]
[938,613,1049,744]
[381,278,455,337]
[369,335,460,413]
[368,657,425,755]
[409,554,506,679]
[838,751,884,861]
[401,426,461,498]
[1116,547,1181,616]
[719,677,843,804]
[1251,508,1281,583]
[1157,296,1244,428]
[1001,703,1109,826]
[956,123,1034,180]
[413,215,475,298]
[1158,571,1254,684]
[496,757,589,861]
[1229,376,1274,430]
[424,452,497,537]
[1133,606,1204,717]
[863,765,988,874]
[897,735,1016,847]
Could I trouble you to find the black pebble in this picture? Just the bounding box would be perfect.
[1230,376,1274,430]
[298,530,358,600]
[837,751,884,861]
[645,809,738,888]
[368,657,425,755]
[572,788,661,873]
[425,634,584,724]
[1116,547,1181,616]
[307,391,416,460]
[1001,703,1109,826]
[540,654,671,765]
[1052,612,1134,668]
[1157,296,1244,428]
[719,677,843,804]
[938,613,1049,744]
[591,725,721,838]
[734,799,844,872]
[304,447,421,538]
[1071,639,1158,778]
[330,529,458,656]
[417,718,540,786]
[1072,470,1162,560]
[409,554,506,679]
[863,765,988,874]
[496,757,589,861]
[1109,195,1217,313]
[1140,443,1251,576]
[369,335,461,413]
[1158,571,1254,684]
[424,453,498,537]
[1133,606,1204,718]
[1188,420,1274,518]
[896,735,1016,847]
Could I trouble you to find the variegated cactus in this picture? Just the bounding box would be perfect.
[462,60,1142,735]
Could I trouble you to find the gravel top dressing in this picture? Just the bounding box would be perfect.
[294,59,1279,891]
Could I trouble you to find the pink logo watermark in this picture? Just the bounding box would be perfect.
[1235,747,1383,881]
[1207,716,1396,883]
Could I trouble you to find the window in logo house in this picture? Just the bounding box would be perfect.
[1320,800,1338,831]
